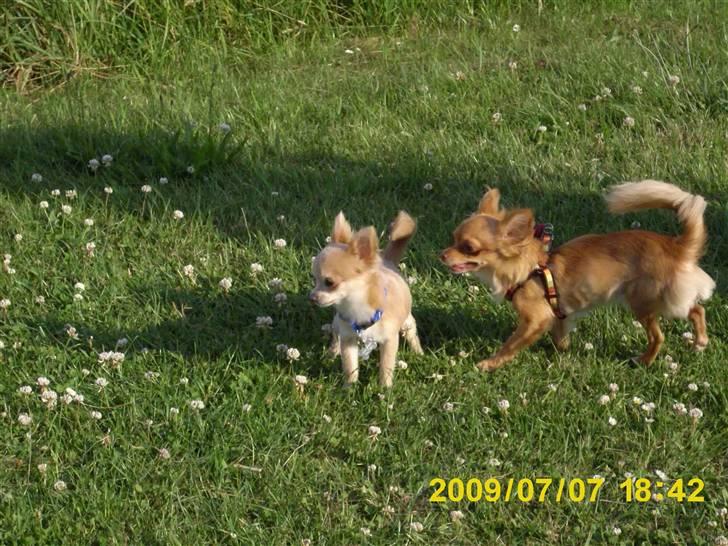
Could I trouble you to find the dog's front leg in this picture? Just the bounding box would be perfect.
[478,311,553,372]
[340,334,359,386]
[378,334,399,388]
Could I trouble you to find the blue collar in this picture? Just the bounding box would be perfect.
[350,308,383,334]
[343,286,387,334]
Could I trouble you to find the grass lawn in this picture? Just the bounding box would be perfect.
[1,2,728,544]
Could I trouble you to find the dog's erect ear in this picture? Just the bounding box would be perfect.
[332,212,353,244]
[477,188,501,215]
[499,208,534,244]
[349,227,379,263]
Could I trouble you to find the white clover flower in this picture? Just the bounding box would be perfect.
[512,24,521,32]
[51,189,61,196]
[182,264,195,278]
[668,361,679,372]
[368,425,382,437]
[273,238,287,249]
[158,447,171,460]
[396,360,408,370]
[61,393,74,405]
[186,165,195,174]
[410,522,424,532]
[31,173,43,183]
[73,293,83,302]
[256,316,273,328]
[360,528,371,537]
[577,103,587,111]
[584,342,594,350]
[74,282,85,292]
[715,536,728,546]
[141,184,152,194]
[601,87,613,97]
[442,402,454,412]
[95,377,108,389]
[61,204,72,215]
[37,463,47,474]
[188,399,205,411]
[689,407,703,420]
[144,370,160,381]
[250,263,264,274]
[0,299,10,310]
[508,60,517,70]
[276,343,289,353]
[274,293,287,305]
[242,403,252,413]
[268,278,284,291]
[655,469,668,481]
[488,457,502,467]
[104,186,113,194]
[702,381,711,389]
[53,480,67,492]
[450,510,464,522]
[179,377,189,385]
[537,125,547,133]
[170,407,180,416]
[623,116,635,128]
[492,112,502,123]
[611,526,622,536]
[668,74,680,86]
[101,154,113,166]
[287,347,301,361]
[173,210,184,220]
[65,189,77,199]
[39,200,49,209]
[84,218,94,227]
[18,385,33,395]
[88,158,100,171]
[641,402,656,413]
[422,183,433,192]
[14,233,22,243]
[323,414,332,423]
[687,383,698,392]
[41,390,58,408]
[159,177,168,184]
[407,276,417,285]
[90,410,102,420]
[598,394,610,405]
[673,402,687,415]
[632,396,643,405]
[608,383,619,393]
[430,373,444,382]
[85,242,96,256]
[497,399,510,411]
[608,416,617,426]
[548,383,558,392]
[219,277,233,292]
[18,413,32,426]
[37,376,50,387]
[718,508,728,518]
[632,85,643,95]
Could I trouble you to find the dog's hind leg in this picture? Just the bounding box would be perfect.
[688,304,709,351]
[401,314,423,354]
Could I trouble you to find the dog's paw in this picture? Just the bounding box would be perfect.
[693,340,708,352]
[476,359,500,372]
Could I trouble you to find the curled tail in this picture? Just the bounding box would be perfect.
[606,180,707,262]
[383,211,416,264]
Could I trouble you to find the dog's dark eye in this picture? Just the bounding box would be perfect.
[324,277,336,289]
[460,242,477,255]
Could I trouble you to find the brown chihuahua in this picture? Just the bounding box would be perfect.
[440,180,715,371]
[310,211,423,387]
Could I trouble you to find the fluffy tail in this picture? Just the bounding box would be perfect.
[383,211,416,264]
[606,180,707,262]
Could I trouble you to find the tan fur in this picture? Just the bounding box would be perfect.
[440,180,715,371]
[311,211,423,387]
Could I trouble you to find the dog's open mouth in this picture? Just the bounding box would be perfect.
[449,262,479,273]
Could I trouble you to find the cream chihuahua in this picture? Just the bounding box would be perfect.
[441,180,715,371]
[310,211,423,387]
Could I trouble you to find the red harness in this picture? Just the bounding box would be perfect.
[504,223,567,320]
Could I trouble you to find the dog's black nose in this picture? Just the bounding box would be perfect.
[308,291,318,304]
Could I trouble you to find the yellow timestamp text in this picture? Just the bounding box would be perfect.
[429,477,704,503]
